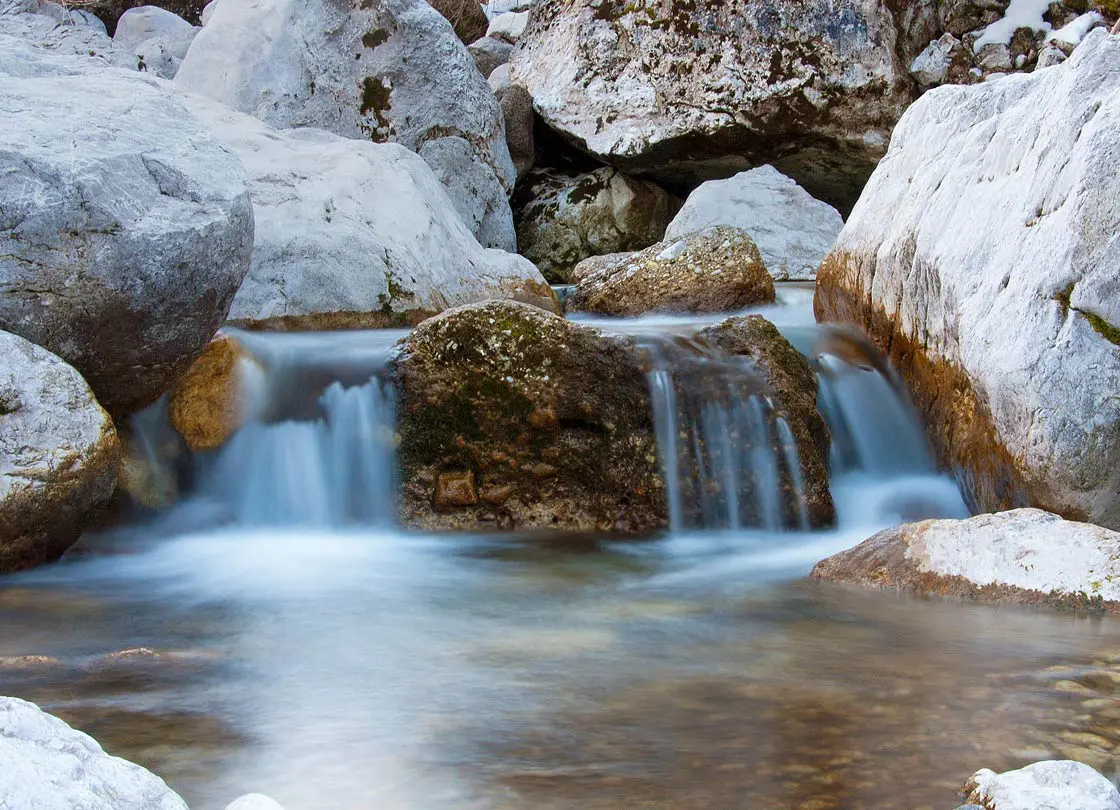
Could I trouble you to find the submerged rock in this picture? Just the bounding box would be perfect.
[514,167,677,282]
[812,509,1120,611]
[0,696,187,809]
[0,52,253,414]
[665,166,844,281]
[0,331,119,574]
[391,301,665,532]
[176,0,518,250]
[963,760,1120,809]
[697,316,834,528]
[570,227,775,316]
[178,94,556,330]
[815,30,1120,529]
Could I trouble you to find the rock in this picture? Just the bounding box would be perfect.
[696,315,835,528]
[469,34,513,77]
[225,795,286,810]
[1037,44,1069,66]
[570,251,635,284]
[426,0,488,43]
[963,760,1120,809]
[910,32,962,87]
[113,5,198,78]
[484,0,534,16]
[514,167,677,282]
[975,41,1013,71]
[168,334,259,451]
[67,0,205,30]
[178,93,556,330]
[0,55,253,415]
[200,0,216,24]
[812,509,1120,610]
[0,696,187,809]
[0,3,134,69]
[509,0,949,212]
[0,332,119,573]
[664,166,843,282]
[815,30,1120,527]
[490,72,535,183]
[486,8,527,41]
[391,300,665,532]
[175,0,518,250]
[570,227,775,316]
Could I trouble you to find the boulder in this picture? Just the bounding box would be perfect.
[0,53,254,414]
[0,2,134,69]
[514,167,677,282]
[62,0,204,30]
[815,30,1120,528]
[696,315,834,528]
[489,69,535,182]
[0,331,119,573]
[426,0,488,43]
[570,251,634,284]
[0,696,187,809]
[178,94,556,330]
[963,760,1120,809]
[391,300,665,532]
[664,165,844,281]
[570,227,775,316]
[168,333,258,451]
[485,8,527,41]
[509,0,949,211]
[225,795,286,810]
[175,0,518,250]
[812,509,1120,611]
[469,34,513,77]
[112,4,198,78]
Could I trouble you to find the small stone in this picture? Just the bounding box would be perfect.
[528,407,559,429]
[435,471,479,507]
[479,484,514,505]
[527,463,557,479]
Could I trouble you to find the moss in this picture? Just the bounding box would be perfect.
[1092,0,1120,18]
[362,28,389,48]
[359,76,392,138]
[1055,284,1120,347]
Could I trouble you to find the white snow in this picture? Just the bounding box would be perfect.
[974,0,1051,48]
[1048,11,1104,45]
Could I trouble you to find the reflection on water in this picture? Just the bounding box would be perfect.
[4,527,1120,810]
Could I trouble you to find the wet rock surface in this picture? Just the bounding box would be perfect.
[570,227,775,316]
[168,334,256,452]
[391,300,666,532]
[0,331,119,574]
[963,760,1120,809]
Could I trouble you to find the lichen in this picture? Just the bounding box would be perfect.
[1054,284,1120,347]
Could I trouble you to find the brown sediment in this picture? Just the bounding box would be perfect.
[814,251,1032,515]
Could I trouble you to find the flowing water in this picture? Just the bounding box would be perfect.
[4,287,1120,810]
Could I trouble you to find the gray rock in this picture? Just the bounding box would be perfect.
[665,165,843,281]
[113,5,199,78]
[0,3,133,70]
[0,52,254,414]
[0,696,187,808]
[910,33,961,87]
[514,167,677,282]
[485,8,526,42]
[964,760,1120,809]
[1037,45,1068,67]
[175,0,518,250]
[491,72,534,182]
[0,331,118,575]
[469,34,512,77]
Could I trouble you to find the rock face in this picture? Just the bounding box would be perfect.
[815,30,1120,529]
[0,696,188,809]
[426,0,488,43]
[112,4,198,78]
[179,94,556,329]
[509,0,947,211]
[514,168,678,282]
[812,509,1120,611]
[570,227,775,316]
[696,316,834,528]
[391,301,666,532]
[0,53,254,414]
[0,2,134,69]
[665,166,843,281]
[963,760,1120,810]
[175,0,518,250]
[489,68,535,182]
[0,332,119,574]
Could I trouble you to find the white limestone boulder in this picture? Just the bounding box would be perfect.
[0,697,187,808]
[812,509,1120,610]
[0,49,254,414]
[514,167,677,282]
[964,760,1120,809]
[664,166,843,281]
[179,94,556,329]
[113,5,199,78]
[175,0,518,250]
[226,795,286,810]
[815,30,1120,528]
[0,2,133,69]
[485,9,526,42]
[509,0,949,212]
[0,332,119,574]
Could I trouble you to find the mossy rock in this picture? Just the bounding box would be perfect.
[391,300,666,532]
[570,226,776,316]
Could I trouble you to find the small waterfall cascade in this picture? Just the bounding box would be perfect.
[641,336,809,533]
[194,329,405,528]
